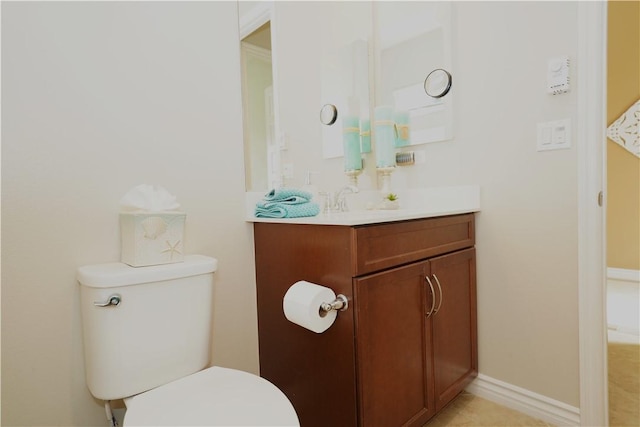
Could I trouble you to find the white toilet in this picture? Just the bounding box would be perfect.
[77,254,299,426]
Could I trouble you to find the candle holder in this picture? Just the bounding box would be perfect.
[344,169,363,187]
[376,166,395,195]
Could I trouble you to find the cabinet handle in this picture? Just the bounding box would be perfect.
[432,274,443,314]
[425,276,436,317]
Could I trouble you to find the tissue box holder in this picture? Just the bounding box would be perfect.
[120,211,185,267]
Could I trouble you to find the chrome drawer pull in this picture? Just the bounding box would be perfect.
[425,276,436,317]
[432,274,443,314]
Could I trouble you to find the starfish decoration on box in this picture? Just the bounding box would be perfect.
[607,99,639,158]
[162,240,182,260]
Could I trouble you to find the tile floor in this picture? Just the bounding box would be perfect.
[423,392,553,427]
[607,278,640,427]
[608,342,640,427]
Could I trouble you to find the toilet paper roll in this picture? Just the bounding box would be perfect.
[283,281,338,333]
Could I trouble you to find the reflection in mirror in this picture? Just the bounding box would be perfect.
[320,104,338,126]
[319,2,372,160]
[239,4,279,192]
[424,68,452,98]
[375,2,453,146]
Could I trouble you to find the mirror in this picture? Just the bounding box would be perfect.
[239,2,372,191]
[319,2,373,160]
[239,3,279,192]
[238,1,453,194]
[374,2,453,146]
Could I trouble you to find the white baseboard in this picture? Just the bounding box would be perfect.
[465,374,581,426]
[607,268,640,283]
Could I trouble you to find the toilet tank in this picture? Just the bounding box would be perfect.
[77,254,218,401]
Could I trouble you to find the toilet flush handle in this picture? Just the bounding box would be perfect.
[94,294,121,307]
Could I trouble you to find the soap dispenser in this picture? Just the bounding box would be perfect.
[302,171,320,201]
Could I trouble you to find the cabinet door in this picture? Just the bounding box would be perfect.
[354,261,435,427]
[429,248,478,411]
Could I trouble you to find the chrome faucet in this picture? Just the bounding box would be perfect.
[335,185,359,212]
[320,185,359,213]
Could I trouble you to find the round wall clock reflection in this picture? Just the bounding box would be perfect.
[424,69,452,98]
[319,104,338,125]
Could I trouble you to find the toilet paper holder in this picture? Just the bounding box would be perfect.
[320,294,348,313]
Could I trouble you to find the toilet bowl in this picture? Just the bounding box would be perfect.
[123,366,298,426]
[77,255,299,426]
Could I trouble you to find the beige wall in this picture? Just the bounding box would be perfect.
[607,0,640,271]
[429,1,580,407]
[1,3,258,426]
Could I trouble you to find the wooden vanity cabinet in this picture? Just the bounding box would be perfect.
[253,213,477,427]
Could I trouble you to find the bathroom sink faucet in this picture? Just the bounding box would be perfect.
[321,185,359,213]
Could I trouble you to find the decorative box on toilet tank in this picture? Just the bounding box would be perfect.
[120,211,185,267]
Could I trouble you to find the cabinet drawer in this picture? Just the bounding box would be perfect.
[353,214,474,276]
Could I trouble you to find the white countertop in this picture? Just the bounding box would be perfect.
[246,185,480,226]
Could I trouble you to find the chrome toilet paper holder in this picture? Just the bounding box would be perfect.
[320,294,348,313]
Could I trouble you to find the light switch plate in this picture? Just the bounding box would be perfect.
[537,119,571,151]
[547,56,570,95]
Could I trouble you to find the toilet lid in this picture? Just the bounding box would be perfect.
[123,366,299,426]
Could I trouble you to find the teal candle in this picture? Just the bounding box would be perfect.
[360,118,371,153]
[374,106,396,168]
[343,116,362,171]
[394,110,410,147]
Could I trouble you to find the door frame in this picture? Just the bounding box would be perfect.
[577,2,608,425]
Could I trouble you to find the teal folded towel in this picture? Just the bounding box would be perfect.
[255,188,319,218]
[255,201,320,218]
[263,188,313,204]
